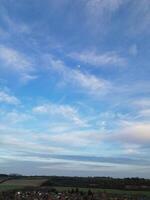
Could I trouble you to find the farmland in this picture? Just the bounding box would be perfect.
[0,177,47,191]
[1,178,47,187]
[54,186,150,197]
[0,176,150,199]
[0,185,23,192]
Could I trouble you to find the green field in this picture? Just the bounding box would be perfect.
[54,186,150,197]
[1,178,47,187]
[0,185,24,191]
[0,178,47,191]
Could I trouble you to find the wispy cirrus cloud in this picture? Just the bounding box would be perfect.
[128,0,150,35]
[39,130,102,147]
[85,0,126,26]
[0,124,66,157]
[2,14,30,34]
[70,51,126,67]
[85,0,150,37]
[46,55,111,95]
[0,90,20,105]
[0,45,31,71]
[0,110,32,124]
[33,102,87,127]
[0,136,64,154]
[132,98,150,118]
[0,45,37,83]
[139,109,150,118]
[133,98,150,108]
[72,70,110,93]
[86,0,124,16]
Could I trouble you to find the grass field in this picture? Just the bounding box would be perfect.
[0,185,24,191]
[54,186,150,197]
[0,178,47,191]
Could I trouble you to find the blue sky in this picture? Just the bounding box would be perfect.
[0,0,150,177]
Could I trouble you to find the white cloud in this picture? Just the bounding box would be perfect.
[133,99,150,118]
[0,45,32,71]
[2,12,30,34]
[47,55,111,95]
[39,130,102,147]
[86,0,123,13]
[134,99,150,108]
[0,90,20,105]
[139,109,150,118]
[0,135,64,154]
[70,51,126,67]
[85,0,125,24]
[0,110,32,124]
[112,121,150,145]
[122,144,140,155]
[33,102,87,126]
[72,70,110,92]
[128,0,150,35]
[21,74,38,84]
[0,124,66,156]
[0,45,37,83]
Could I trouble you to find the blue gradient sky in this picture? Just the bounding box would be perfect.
[0,0,150,177]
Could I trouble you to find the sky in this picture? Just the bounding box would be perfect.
[0,0,150,178]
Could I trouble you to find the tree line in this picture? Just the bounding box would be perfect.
[42,176,150,190]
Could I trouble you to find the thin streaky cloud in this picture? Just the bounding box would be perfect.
[0,45,37,83]
[33,102,87,127]
[70,51,126,67]
[47,55,111,95]
[0,90,20,105]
